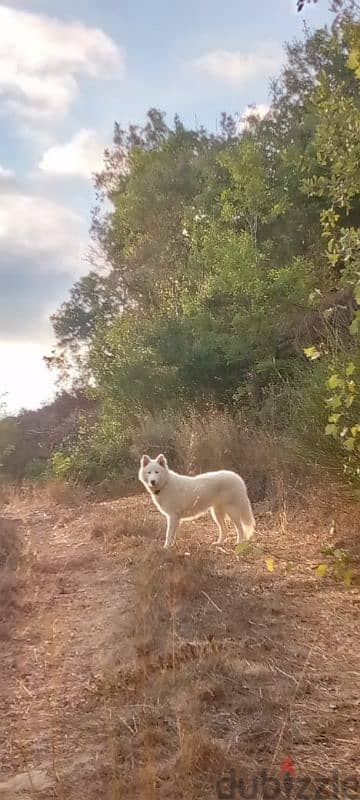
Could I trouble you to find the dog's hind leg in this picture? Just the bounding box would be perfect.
[210,506,227,545]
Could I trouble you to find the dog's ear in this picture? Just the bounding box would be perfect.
[157,454,167,468]
[141,454,150,467]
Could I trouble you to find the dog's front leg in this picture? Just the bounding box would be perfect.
[164,515,179,549]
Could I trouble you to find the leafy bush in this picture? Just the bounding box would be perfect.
[51,415,135,485]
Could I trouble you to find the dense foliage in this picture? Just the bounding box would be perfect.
[2,5,360,486]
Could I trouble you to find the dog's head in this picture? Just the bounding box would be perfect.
[138,453,169,494]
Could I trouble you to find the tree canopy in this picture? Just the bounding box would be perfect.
[2,6,360,485]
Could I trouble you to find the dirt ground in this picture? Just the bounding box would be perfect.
[0,485,360,799]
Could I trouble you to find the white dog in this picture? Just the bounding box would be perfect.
[138,453,255,550]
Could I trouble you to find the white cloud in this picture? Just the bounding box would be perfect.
[238,103,270,131]
[242,103,270,121]
[192,44,282,86]
[0,165,13,179]
[0,4,125,119]
[39,128,105,180]
[0,339,56,412]
[0,190,86,273]
[0,164,15,188]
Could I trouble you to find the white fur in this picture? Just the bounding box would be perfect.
[138,453,255,550]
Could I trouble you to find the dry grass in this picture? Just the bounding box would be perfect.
[0,515,21,568]
[90,506,163,551]
[0,516,23,639]
[44,479,88,507]
[1,479,360,799]
[131,408,291,504]
[0,478,88,510]
[95,543,278,797]
[0,481,23,507]
[91,486,360,800]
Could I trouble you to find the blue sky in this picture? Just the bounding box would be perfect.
[0,0,331,412]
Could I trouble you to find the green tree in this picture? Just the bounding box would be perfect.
[302,17,360,478]
[49,12,360,484]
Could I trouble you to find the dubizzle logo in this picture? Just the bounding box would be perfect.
[280,756,295,776]
[216,757,359,799]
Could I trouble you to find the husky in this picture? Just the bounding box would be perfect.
[138,454,255,550]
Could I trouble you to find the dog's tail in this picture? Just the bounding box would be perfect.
[241,493,255,540]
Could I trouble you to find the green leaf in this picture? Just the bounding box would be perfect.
[348,49,360,71]
[325,423,338,437]
[235,542,251,557]
[328,414,341,423]
[304,346,321,361]
[355,284,360,306]
[327,374,343,389]
[343,569,353,588]
[346,362,356,377]
[316,563,329,578]
[334,549,350,564]
[350,315,360,335]
[265,557,275,573]
[321,544,335,556]
[344,437,355,451]
[326,395,342,410]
